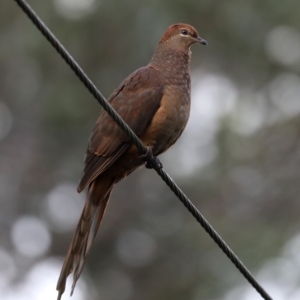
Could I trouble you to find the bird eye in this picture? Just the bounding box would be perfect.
[181,29,189,35]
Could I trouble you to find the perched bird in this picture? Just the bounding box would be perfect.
[56,23,207,299]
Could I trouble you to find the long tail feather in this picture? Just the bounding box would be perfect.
[71,191,111,295]
[56,177,113,300]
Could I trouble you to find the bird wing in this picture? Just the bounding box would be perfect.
[77,66,163,192]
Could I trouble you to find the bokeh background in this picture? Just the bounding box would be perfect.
[1,1,300,299]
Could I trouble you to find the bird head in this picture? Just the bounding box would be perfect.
[158,23,207,49]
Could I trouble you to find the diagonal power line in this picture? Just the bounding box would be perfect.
[13,1,273,299]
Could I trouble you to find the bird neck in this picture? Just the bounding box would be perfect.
[148,44,191,75]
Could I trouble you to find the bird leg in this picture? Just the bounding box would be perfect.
[140,147,163,169]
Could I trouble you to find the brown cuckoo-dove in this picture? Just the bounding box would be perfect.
[56,23,207,299]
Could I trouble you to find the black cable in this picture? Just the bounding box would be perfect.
[13,1,274,299]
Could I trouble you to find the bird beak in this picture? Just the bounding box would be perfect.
[196,36,208,45]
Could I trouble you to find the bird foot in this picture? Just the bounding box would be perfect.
[140,147,163,169]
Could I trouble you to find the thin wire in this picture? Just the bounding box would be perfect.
[13,1,273,300]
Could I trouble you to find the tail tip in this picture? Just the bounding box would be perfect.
[57,289,63,300]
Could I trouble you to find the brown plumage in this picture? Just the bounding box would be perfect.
[56,23,207,299]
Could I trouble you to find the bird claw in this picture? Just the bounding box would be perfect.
[140,147,163,169]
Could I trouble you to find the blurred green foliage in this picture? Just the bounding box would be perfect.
[0,1,300,300]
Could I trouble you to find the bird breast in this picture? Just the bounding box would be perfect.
[140,81,191,155]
